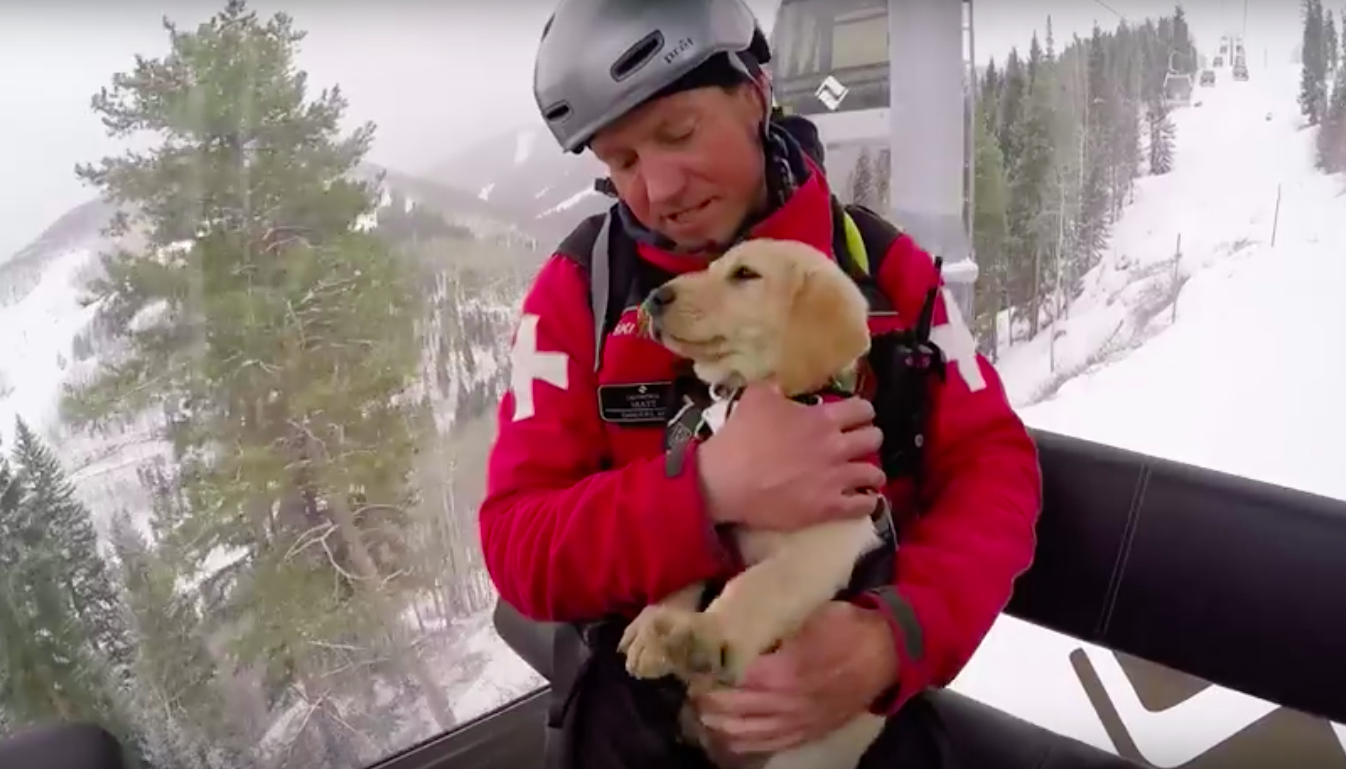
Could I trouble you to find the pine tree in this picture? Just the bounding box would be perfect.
[1104,28,1143,213]
[0,428,144,764]
[107,509,241,769]
[1074,24,1113,273]
[999,50,1028,168]
[971,100,1010,356]
[848,149,877,208]
[1028,34,1044,87]
[874,148,892,213]
[1318,35,1346,169]
[980,59,1001,134]
[1146,97,1177,175]
[1327,10,1340,75]
[1302,0,1329,124]
[1004,64,1055,337]
[10,418,134,679]
[61,0,453,736]
[1172,4,1194,73]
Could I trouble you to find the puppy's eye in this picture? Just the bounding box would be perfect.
[729,266,760,282]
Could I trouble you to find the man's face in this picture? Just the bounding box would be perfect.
[590,83,768,252]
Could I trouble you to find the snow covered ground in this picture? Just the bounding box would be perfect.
[0,246,99,446]
[955,62,1346,760]
[453,62,1346,760]
[995,64,1346,504]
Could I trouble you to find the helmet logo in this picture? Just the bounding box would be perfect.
[664,37,695,65]
[816,75,849,111]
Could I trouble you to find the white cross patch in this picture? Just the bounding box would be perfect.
[508,313,569,421]
[928,289,986,393]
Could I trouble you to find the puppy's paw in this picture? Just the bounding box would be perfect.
[618,605,684,680]
[619,606,749,684]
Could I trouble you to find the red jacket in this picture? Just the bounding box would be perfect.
[479,162,1041,713]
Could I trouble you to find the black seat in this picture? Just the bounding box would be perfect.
[0,723,125,769]
[1011,429,1346,725]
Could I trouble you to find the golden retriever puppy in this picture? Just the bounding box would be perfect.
[617,238,887,769]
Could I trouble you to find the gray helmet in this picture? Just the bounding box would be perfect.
[534,0,765,154]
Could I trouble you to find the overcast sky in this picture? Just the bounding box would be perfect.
[0,0,1300,258]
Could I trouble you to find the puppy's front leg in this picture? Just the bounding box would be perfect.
[686,518,882,684]
[618,582,706,680]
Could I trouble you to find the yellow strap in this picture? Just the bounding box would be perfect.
[842,210,870,276]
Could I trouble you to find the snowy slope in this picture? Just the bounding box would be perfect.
[424,124,611,244]
[0,247,101,447]
[1015,82,1346,501]
[950,63,1346,761]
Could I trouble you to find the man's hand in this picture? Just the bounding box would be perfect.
[690,601,897,755]
[697,383,885,531]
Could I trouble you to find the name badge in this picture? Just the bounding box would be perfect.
[597,381,673,425]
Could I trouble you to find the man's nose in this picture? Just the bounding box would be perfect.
[645,285,676,316]
[640,154,688,208]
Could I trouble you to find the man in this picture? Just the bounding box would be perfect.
[479,0,1041,766]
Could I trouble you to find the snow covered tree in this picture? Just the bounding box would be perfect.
[848,148,878,208]
[1318,37,1346,170]
[874,148,891,213]
[108,509,240,769]
[1146,97,1177,175]
[1074,25,1114,274]
[62,0,453,742]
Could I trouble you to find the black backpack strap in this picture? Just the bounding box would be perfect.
[844,201,904,284]
[827,199,948,487]
[554,207,650,373]
[543,622,590,769]
[829,197,899,315]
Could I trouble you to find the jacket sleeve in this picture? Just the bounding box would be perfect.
[856,234,1043,713]
[478,254,736,624]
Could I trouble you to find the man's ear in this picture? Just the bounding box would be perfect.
[728,80,768,126]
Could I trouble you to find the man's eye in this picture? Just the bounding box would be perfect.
[730,266,760,282]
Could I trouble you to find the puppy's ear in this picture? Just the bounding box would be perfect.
[776,258,871,395]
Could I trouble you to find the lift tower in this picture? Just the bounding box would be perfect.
[770,0,978,319]
[887,0,978,316]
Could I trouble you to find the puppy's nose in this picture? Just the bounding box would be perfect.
[645,285,676,316]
